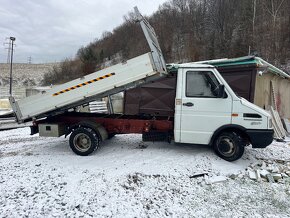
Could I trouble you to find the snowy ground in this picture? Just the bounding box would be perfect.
[0,127,290,217]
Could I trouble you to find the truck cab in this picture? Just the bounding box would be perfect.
[173,63,273,161]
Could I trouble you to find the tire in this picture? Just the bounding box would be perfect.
[69,127,100,156]
[213,131,245,161]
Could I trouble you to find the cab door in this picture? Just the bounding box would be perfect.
[177,69,232,145]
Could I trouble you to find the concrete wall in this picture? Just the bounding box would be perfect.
[0,86,26,99]
[0,63,58,99]
[0,99,10,109]
[0,63,58,86]
[254,73,290,118]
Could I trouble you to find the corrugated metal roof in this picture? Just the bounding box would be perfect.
[193,56,290,79]
[254,57,290,79]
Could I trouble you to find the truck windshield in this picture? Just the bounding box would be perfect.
[186,71,220,98]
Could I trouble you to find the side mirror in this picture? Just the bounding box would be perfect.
[217,84,225,98]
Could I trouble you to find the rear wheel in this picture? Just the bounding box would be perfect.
[213,131,245,161]
[69,127,100,156]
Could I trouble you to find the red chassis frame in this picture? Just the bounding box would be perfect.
[34,112,174,135]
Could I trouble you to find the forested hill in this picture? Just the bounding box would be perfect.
[43,0,290,85]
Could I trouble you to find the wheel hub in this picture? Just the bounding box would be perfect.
[81,138,88,144]
[73,133,92,152]
[218,138,235,156]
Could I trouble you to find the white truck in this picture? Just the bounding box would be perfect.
[9,7,273,161]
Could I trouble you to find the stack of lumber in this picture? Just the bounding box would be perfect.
[268,81,288,140]
[89,101,108,113]
[269,106,287,140]
[282,118,290,136]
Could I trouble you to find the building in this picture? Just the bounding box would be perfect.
[197,56,290,118]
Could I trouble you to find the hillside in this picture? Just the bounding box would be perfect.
[43,0,290,84]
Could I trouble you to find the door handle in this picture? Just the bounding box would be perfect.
[183,102,194,107]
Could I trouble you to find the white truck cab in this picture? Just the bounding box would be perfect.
[172,63,273,161]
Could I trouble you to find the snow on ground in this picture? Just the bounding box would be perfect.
[0,127,290,217]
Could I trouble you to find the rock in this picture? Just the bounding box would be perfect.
[237,173,244,179]
[281,173,288,178]
[266,165,273,172]
[271,166,280,173]
[189,172,208,179]
[248,170,257,180]
[278,165,284,173]
[284,178,290,184]
[281,166,288,173]
[250,162,260,169]
[255,170,261,181]
[206,176,228,184]
[266,174,275,183]
[259,169,270,178]
[272,173,282,182]
[229,174,238,179]
[261,161,267,169]
[286,171,290,176]
[261,178,268,182]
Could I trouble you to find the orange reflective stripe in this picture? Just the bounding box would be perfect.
[52,72,115,96]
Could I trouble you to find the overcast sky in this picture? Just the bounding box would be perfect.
[0,0,167,63]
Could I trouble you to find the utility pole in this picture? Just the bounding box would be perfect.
[3,37,11,63]
[9,37,16,96]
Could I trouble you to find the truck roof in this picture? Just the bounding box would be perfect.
[166,63,215,73]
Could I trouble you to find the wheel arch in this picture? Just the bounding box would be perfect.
[209,124,250,146]
[66,120,108,141]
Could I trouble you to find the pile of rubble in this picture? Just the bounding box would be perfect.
[235,159,290,183]
[187,159,290,185]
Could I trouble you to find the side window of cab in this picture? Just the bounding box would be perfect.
[186,71,223,98]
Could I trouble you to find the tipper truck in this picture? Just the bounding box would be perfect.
[9,7,273,161]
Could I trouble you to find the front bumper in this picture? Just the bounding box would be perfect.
[246,129,274,148]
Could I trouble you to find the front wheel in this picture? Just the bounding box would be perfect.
[213,132,245,161]
[69,127,100,156]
